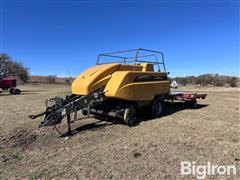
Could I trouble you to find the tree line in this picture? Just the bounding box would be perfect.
[172,74,238,87]
[0,53,72,84]
[0,53,238,87]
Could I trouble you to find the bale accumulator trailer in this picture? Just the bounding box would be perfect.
[167,91,206,108]
[29,48,207,135]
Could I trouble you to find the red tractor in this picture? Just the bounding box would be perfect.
[0,76,21,95]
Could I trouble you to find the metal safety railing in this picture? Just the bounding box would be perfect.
[96,48,166,72]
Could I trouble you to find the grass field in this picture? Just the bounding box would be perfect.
[0,84,240,179]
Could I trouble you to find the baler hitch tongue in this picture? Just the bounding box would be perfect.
[28,92,102,135]
[29,112,47,120]
[28,96,65,126]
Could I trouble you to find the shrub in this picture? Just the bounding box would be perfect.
[46,75,56,83]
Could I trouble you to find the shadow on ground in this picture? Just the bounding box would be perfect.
[59,102,208,137]
[0,92,37,96]
[59,120,114,138]
[0,90,40,96]
[138,101,209,122]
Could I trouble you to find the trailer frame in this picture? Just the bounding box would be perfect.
[166,91,207,109]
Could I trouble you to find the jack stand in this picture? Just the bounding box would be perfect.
[67,114,72,136]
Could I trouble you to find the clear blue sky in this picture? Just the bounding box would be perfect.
[0,0,239,77]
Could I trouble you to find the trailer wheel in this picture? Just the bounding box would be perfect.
[123,104,136,126]
[14,89,21,95]
[9,88,14,95]
[152,97,164,118]
[190,100,198,109]
[185,100,198,109]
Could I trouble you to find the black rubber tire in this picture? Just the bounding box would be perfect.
[14,89,21,95]
[152,97,164,118]
[185,100,198,109]
[190,100,198,109]
[9,88,14,95]
[82,109,88,116]
[123,104,136,126]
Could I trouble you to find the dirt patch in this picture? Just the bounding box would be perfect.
[0,85,239,179]
[0,129,37,149]
[0,129,38,166]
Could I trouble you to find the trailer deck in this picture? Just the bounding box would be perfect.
[167,91,207,108]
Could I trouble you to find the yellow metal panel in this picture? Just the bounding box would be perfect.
[119,64,143,71]
[71,62,169,100]
[71,63,120,95]
[141,63,154,72]
[104,71,170,101]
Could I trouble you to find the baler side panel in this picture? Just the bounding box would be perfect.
[104,71,170,101]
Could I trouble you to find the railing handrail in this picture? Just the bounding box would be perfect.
[96,48,166,72]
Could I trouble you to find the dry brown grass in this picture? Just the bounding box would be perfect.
[0,84,239,179]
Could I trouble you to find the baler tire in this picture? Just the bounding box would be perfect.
[123,104,136,127]
[152,97,164,118]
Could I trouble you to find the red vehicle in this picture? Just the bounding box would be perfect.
[167,91,207,108]
[0,76,21,95]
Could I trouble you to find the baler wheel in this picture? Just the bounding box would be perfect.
[152,97,164,118]
[123,104,136,126]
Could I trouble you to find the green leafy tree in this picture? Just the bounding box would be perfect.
[0,53,29,82]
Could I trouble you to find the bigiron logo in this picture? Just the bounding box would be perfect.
[181,161,239,179]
